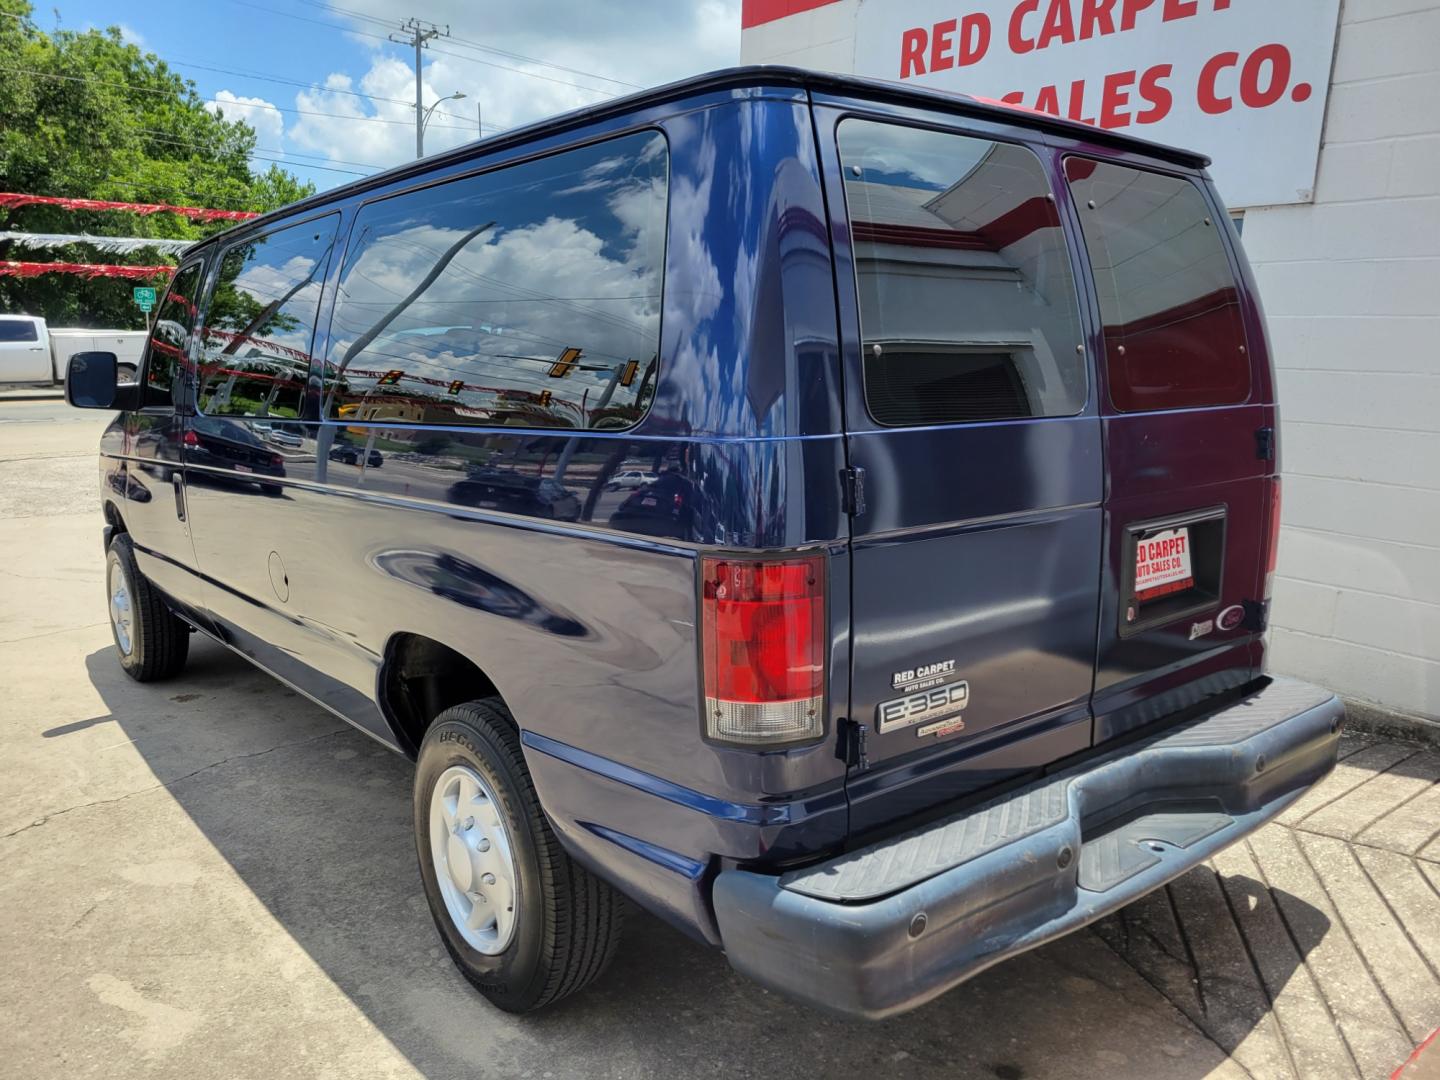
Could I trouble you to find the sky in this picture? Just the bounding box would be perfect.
[44,0,742,195]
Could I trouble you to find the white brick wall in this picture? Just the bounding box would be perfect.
[1250,0,1440,720]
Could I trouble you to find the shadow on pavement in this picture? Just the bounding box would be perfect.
[79,639,1329,1080]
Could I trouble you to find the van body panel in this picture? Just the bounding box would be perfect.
[1060,149,1276,748]
[169,88,854,912]
[120,259,211,611]
[82,69,1330,990]
[1091,405,1269,741]
[811,95,1106,834]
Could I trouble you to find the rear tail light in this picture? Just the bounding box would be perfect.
[700,553,826,746]
[1263,477,1282,600]
[183,430,199,447]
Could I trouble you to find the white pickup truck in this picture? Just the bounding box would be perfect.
[0,314,147,384]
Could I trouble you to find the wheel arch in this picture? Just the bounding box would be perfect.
[378,631,507,758]
[102,499,128,551]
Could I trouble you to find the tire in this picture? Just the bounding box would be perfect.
[106,534,190,682]
[414,698,625,1013]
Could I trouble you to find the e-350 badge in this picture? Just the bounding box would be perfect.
[877,677,969,735]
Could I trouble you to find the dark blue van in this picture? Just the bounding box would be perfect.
[67,67,1343,1019]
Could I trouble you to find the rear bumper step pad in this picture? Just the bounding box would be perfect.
[712,677,1343,1019]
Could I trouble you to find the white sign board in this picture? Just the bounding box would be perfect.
[849,0,1341,208]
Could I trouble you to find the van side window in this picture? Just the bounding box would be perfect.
[322,130,667,431]
[198,215,339,418]
[1064,158,1250,412]
[838,120,1085,427]
[143,262,203,408]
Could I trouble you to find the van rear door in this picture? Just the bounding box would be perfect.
[815,103,1105,836]
[1063,157,1274,742]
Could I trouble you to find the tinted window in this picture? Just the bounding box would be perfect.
[144,262,203,408]
[0,320,38,342]
[1065,159,1250,412]
[198,216,339,418]
[839,120,1085,426]
[323,130,667,431]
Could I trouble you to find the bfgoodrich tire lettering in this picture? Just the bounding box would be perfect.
[414,698,625,1012]
[106,534,190,682]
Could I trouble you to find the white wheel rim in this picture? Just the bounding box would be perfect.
[429,764,519,955]
[108,560,134,656]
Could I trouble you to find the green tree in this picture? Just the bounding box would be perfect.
[0,1,316,328]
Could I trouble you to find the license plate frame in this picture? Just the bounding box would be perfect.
[1120,507,1227,637]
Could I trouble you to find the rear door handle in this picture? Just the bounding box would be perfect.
[172,474,186,522]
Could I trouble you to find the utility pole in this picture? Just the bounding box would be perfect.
[389,18,449,159]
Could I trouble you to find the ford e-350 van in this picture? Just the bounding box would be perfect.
[66,67,1343,1019]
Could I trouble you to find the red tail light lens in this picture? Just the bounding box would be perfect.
[1263,478,1282,600]
[183,430,199,447]
[700,553,826,745]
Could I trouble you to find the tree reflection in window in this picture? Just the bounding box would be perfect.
[144,262,203,408]
[323,130,667,432]
[198,215,339,418]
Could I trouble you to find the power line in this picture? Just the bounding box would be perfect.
[98,176,258,211]
[139,132,372,176]
[160,57,503,133]
[132,125,386,171]
[440,35,641,91]
[222,0,624,98]
[425,43,624,98]
[0,65,479,133]
[294,0,642,90]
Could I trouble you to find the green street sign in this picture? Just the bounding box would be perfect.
[132,286,157,311]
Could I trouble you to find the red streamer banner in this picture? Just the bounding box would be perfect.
[0,192,257,222]
[0,260,173,280]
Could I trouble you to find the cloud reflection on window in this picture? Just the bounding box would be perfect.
[324,130,667,432]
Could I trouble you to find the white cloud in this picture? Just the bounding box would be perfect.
[325,144,668,410]
[207,91,286,164]
[282,1,741,175]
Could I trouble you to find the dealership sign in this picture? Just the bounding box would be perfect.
[746,0,1343,208]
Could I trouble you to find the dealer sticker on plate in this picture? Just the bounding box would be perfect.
[1135,527,1194,601]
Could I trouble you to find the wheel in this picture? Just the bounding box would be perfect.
[106,534,190,681]
[414,698,626,1012]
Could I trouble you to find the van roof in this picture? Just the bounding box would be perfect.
[187,65,1210,254]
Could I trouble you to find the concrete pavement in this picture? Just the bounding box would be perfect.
[1,397,1436,1079]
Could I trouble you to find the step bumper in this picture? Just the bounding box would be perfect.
[713,677,1344,1019]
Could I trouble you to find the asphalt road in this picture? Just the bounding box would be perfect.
[1,397,1434,1080]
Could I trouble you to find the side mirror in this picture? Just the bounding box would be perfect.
[66,351,121,409]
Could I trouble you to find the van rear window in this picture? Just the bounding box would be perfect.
[1064,158,1250,412]
[323,130,666,432]
[839,120,1086,427]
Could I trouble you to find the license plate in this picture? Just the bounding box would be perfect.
[640,496,657,506]
[234,464,252,473]
[1135,526,1194,601]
